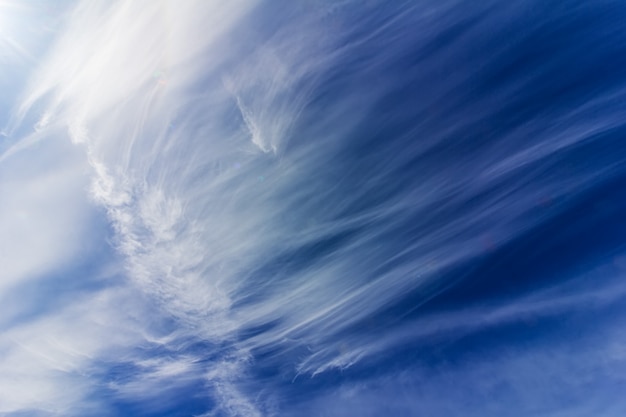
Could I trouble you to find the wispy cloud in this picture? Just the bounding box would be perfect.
[3,0,626,416]
[0,131,94,290]
[0,286,145,415]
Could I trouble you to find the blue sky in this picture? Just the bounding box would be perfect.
[2,1,626,416]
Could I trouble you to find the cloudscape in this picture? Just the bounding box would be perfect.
[2,1,626,416]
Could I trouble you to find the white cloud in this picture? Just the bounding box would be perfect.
[0,131,94,290]
[0,286,147,415]
[5,1,624,416]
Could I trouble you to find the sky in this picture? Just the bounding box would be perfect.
[2,1,626,416]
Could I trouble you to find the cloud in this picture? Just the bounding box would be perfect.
[0,130,95,290]
[2,0,275,415]
[4,0,626,416]
[0,286,146,415]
